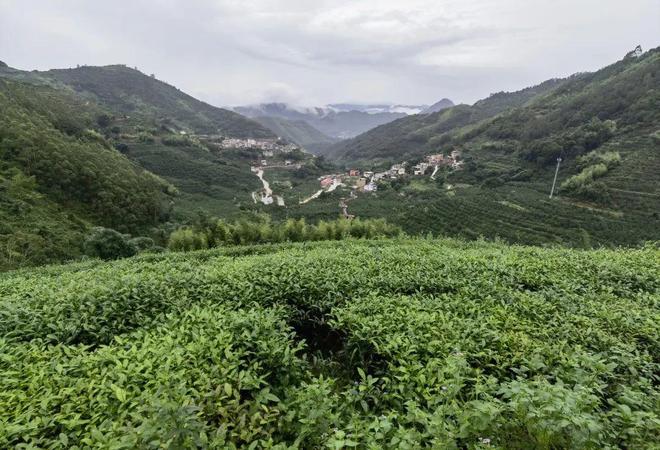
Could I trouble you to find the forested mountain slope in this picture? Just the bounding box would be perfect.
[325,78,565,163]
[40,65,275,138]
[0,78,172,269]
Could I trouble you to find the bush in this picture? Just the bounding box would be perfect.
[1,240,658,448]
[137,132,155,143]
[128,236,155,252]
[167,228,208,251]
[161,135,192,147]
[560,163,608,192]
[171,217,402,251]
[83,227,137,260]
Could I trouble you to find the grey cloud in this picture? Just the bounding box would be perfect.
[1,0,658,106]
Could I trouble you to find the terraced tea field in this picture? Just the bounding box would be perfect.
[1,239,658,448]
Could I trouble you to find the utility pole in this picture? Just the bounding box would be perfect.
[549,157,562,199]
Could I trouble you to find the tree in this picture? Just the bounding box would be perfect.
[83,227,137,260]
[96,114,111,128]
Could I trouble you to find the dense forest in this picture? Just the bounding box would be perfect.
[0,78,172,269]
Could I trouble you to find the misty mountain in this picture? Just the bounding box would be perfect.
[233,102,412,138]
[324,77,567,163]
[252,116,340,155]
[327,103,429,115]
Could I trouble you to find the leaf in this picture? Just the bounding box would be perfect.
[111,384,127,403]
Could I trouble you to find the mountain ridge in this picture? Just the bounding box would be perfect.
[234,102,410,138]
[30,64,275,139]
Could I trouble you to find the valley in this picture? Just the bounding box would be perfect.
[1,2,659,448]
[2,46,658,270]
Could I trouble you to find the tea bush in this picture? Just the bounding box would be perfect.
[0,238,658,448]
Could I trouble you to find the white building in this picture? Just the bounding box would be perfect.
[364,182,378,192]
[413,162,429,175]
[389,164,406,176]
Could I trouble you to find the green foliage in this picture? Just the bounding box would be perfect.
[170,217,402,250]
[0,239,658,448]
[83,227,138,260]
[577,150,622,169]
[128,236,156,252]
[41,64,275,138]
[168,228,208,251]
[0,79,172,229]
[561,163,609,192]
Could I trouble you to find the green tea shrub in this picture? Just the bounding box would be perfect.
[1,239,658,448]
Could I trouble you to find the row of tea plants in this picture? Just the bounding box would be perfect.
[1,238,658,448]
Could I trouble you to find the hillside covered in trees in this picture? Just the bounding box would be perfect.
[39,65,275,138]
[0,77,173,269]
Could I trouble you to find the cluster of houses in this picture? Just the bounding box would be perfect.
[319,172,378,193]
[219,138,298,152]
[251,159,300,171]
[413,150,463,174]
[316,150,464,192]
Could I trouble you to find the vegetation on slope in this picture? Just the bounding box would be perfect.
[302,48,659,246]
[324,78,565,163]
[168,216,401,251]
[1,239,658,448]
[0,78,172,270]
[41,65,275,138]
[0,63,328,271]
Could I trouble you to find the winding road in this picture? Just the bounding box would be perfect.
[252,168,285,206]
[299,180,342,204]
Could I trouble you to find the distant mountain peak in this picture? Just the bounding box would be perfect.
[422,98,454,114]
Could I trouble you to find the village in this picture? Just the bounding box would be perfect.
[218,137,299,152]
[245,139,465,213]
[317,149,464,194]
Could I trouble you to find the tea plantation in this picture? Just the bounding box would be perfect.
[1,239,658,449]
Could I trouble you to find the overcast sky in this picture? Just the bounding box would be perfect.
[1,0,658,107]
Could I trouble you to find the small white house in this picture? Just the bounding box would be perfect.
[364,182,378,192]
